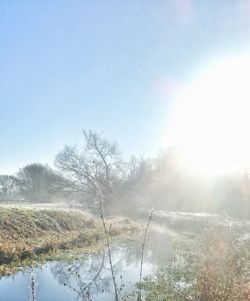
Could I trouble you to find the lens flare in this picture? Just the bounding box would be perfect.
[168,54,250,175]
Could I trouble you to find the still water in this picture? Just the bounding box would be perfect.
[0,227,176,301]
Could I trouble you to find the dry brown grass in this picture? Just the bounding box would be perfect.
[0,208,138,275]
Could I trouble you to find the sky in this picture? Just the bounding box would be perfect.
[1,0,250,174]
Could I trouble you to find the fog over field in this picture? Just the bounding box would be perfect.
[1,1,250,300]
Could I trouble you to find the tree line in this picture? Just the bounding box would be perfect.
[1,129,250,218]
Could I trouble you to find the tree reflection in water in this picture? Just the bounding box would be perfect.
[51,247,127,300]
[51,228,175,300]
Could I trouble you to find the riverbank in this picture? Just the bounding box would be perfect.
[0,208,138,276]
[139,224,250,301]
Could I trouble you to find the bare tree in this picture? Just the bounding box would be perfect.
[0,175,17,197]
[55,130,124,209]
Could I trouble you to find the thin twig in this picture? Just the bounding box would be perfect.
[138,209,153,301]
[29,270,39,301]
[97,188,119,301]
[84,252,105,293]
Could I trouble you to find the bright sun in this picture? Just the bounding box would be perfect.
[168,53,250,175]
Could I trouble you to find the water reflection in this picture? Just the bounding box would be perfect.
[0,227,175,301]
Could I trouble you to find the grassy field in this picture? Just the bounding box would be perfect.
[0,207,138,276]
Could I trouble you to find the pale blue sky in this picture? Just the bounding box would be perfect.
[1,1,250,174]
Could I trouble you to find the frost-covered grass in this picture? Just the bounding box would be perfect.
[153,209,250,238]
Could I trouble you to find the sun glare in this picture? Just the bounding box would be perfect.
[168,53,250,175]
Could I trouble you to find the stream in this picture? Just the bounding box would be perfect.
[0,226,177,301]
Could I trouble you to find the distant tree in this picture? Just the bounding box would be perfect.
[55,130,124,209]
[0,175,17,197]
[17,163,57,202]
[120,156,155,214]
[48,171,75,196]
[124,156,154,194]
